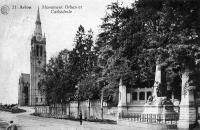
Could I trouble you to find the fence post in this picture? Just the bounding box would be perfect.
[88,99,90,119]
[69,102,70,118]
[163,105,166,123]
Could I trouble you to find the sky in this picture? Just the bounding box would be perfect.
[0,0,133,104]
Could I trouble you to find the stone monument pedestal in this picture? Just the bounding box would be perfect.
[117,79,127,121]
[143,63,178,120]
[143,96,178,122]
[143,97,165,114]
[178,86,198,129]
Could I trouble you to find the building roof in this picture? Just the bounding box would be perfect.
[19,73,30,83]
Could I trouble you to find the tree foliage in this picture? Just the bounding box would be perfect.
[96,0,200,103]
[40,49,76,104]
[41,25,99,103]
[40,0,200,105]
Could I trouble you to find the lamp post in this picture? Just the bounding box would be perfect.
[101,89,104,120]
[68,97,71,118]
[75,85,80,116]
[35,88,36,113]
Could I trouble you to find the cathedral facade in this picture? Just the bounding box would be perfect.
[18,8,46,106]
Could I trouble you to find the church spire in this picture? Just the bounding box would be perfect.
[34,7,42,41]
[36,7,41,24]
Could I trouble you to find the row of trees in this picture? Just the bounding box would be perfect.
[40,0,200,105]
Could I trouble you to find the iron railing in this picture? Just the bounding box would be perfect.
[119,113,179,125]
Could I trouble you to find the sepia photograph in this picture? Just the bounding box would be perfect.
[0,0,200,129]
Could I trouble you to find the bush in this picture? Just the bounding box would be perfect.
[11,108,26,113]
[0,105,26,113]
[32,113,41,116]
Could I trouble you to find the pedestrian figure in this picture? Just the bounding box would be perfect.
[6,121,18,130]
[79,111,82,125]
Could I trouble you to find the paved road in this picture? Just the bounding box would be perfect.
[0,107,200,130]
[0,119,8,130]
[0,107,139,130]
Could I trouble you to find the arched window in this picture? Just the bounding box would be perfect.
[40,46,43,56]
[36,45,39,56]
[36,97,38,103]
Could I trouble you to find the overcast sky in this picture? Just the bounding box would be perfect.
[0,0,132,104]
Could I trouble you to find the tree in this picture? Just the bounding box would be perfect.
[40,49,76,104]
[41,0,200,106]
[68,25,100,100]
[135,0,200,95]
[96,2,154,104]
[96,0,200,104]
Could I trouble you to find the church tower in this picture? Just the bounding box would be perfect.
[29,8,46,106]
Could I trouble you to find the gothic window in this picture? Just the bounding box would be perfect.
[139,92,145,100]
[36,45,39,56]
[40,46,43,56]
[38,82,41,89]
[23,86,28,94]
[36,97,38,103]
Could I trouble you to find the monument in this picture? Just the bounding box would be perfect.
[117,59,199,129]
[177,68,198,129]
[142,63,178,119]
[117,78,127,120]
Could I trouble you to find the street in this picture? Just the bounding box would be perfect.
[1,107,200,130]
[0,107,137,130]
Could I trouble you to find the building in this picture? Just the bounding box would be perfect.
[18,73,30,106]
[18,8,46,106]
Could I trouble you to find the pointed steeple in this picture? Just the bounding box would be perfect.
[36,7,41,24]
[34,7,42,41]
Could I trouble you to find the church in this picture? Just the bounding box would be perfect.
[18,8,46,106]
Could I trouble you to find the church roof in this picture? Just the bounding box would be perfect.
[19,73,30,83]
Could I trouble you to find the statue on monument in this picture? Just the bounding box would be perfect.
[156,82,162,97]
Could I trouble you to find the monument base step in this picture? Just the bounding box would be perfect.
[117,119,177,129]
